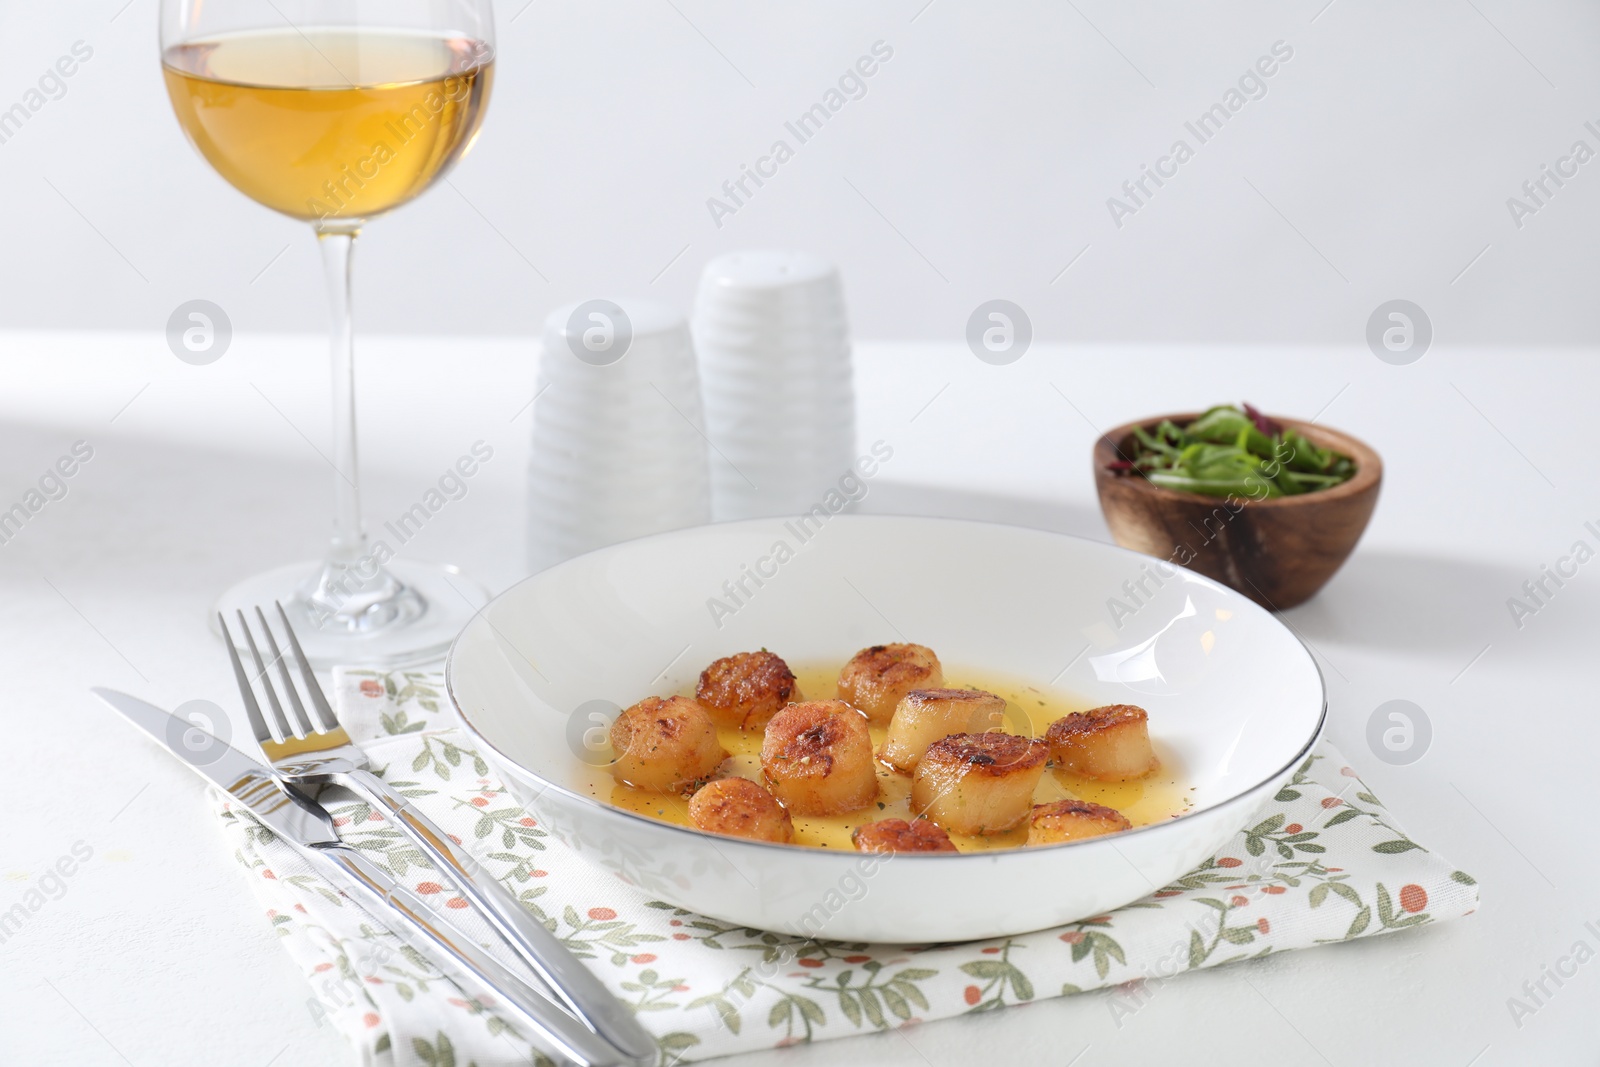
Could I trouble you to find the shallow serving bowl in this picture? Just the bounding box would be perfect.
[446,515,1324,943]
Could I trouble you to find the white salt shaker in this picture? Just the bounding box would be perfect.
[692,250,856,521]
[527,298,711,570]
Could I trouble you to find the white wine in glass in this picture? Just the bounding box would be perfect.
[161,2,496,665]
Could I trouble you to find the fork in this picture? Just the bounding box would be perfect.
[221,602,655,1067]
[223,766,630,1066]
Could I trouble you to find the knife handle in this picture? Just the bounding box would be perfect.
[308,841,647,1067]
[334,768,658,1066]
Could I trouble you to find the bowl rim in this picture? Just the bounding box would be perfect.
[1094,411,1382,509]
[444,514,1329,861]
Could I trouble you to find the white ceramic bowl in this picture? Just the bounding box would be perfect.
[447,516,1325,943]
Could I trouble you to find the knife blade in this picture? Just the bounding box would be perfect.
[93,686,340,845]
[93,687,644,1067]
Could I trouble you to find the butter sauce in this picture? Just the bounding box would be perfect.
[581,664,1193,851]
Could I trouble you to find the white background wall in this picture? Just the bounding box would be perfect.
[0,0,1596,345]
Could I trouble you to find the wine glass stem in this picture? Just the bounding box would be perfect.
[317,226,366,568]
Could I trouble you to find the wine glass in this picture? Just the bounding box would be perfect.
[161,0,495,665]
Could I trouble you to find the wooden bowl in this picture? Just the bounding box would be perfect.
[1092,414,1382,610]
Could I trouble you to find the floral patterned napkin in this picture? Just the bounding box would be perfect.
[213,669,1478,1066]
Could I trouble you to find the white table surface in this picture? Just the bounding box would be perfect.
[1,332,1593,1066]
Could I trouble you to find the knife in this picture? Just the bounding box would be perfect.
[94,687,650,1067]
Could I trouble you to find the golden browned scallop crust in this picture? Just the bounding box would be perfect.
[1045,704,1158,781]
[609,695,728,793]
[688,777,794,843]
[1026,799,1132,846]
[879,687,1007,773]
[1045,704,1146,741]
[911,732,1048,835]
[921,732,1048,775]
[695,650,801,730]
[851,817,958,853]
[837,643,943,724]
[760,700,878,815]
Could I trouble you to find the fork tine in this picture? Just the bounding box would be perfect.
[221,613,275,748]
[237,609,294,741]
[254,605,315,737]
[275,601,338,733]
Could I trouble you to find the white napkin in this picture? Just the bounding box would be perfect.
[213,668,1478,1065]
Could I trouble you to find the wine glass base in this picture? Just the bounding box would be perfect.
[212,559,489,669]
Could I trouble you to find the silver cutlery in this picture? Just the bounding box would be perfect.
[217,603,656,1067]
[93,688,643,1067]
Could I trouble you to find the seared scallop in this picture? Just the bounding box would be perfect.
[695,650,801,730]
[689,777,793,843]
[837,643,943,724]
[1045,705,1158,781]
[911,733,1047,836]
[852,817,958,854]
[1027,799,1132,845]
[609,696,727,793]
[879,688,1007,773]
[760,700,878,815]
